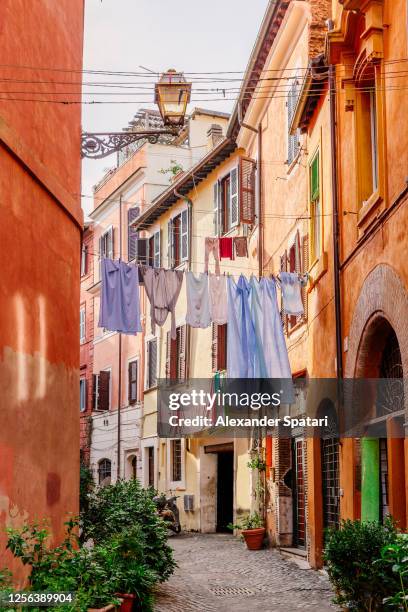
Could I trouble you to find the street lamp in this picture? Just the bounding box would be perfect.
[155,69,192,127]
[81,69,192,159]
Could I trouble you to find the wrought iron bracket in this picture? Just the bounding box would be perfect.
[81,129,179,159]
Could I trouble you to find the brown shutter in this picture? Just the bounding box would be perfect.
[240,157,256,224]
[166,331,172,379]
[177,325,186,380]
[148,339,157,388]
[280,250,289,333]
[128,360,138,404]
[92,374,98,410]
[98,371,110,411]
[218,324,227,371]
[211,323,218,372]
[128,207,140,261]
[302,234,309,321]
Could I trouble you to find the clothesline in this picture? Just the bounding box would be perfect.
[98,257,305,383]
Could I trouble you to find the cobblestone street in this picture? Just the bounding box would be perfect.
[154,534,336,611]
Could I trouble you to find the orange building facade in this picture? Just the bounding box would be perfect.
[0,1,84,582]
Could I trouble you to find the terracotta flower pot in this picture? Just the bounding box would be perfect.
[88,604,120,612]
[242,527,265,550]
[117,594,137,612]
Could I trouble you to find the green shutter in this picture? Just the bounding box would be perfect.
[310,152,320,202]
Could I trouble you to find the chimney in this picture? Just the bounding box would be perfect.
[207,124,223,150]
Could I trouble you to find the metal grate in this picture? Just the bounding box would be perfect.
[377,330,403,417]
[321,437,340,529]
[209,586,254,597]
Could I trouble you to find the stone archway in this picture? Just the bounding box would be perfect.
[344,264,408,527]
[345,264,408,379]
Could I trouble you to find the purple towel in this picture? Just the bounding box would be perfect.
[98,258,142,334]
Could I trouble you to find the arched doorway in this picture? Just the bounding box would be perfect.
[353,317,404,525]
[344,265,408,528]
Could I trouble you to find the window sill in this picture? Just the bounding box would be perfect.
[308,251,328,291]
[357,190,384,232]
[286,151,301,175]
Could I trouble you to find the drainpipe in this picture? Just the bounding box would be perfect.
[117,194,123,480]
[329,64,343,380]
[257,123,263,278]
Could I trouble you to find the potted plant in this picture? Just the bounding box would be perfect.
[229,512,265,550]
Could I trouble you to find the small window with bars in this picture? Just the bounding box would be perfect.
[98,458,111,485]
[171,439,182,483]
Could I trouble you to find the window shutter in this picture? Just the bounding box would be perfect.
[98,371,110,411]
[239,158,256,224]
[167,219,174,268]
[213,181,220,237]
[177,325,187,380]
[287,80,300,165]
[295,231,302,326]
[81,245,88,276]
[230,167,239,227]
[166,331,172,379]
[128,207,140,261]
[181,209,189,262]
[107,228,114,259]
[211,323,218,372]
[93,374,98,410]
[153,230,161,268]
[136,237,148,265]
[149,338,157,388]
[302,234,309,321]
[311,154,320,202]
[280,250,288,333]
[128,360,138,404]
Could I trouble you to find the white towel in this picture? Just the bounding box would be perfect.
[279,272,304,316]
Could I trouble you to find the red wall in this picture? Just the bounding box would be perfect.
[0,0,84,583]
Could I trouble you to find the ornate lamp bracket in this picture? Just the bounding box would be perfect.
[81,129,179,159]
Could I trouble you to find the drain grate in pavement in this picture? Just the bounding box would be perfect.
[209,586,254,597]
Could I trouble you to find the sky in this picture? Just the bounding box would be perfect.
[81,0,270,214]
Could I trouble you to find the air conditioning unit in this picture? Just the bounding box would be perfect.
[184,495,194,512]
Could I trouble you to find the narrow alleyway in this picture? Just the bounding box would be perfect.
[154,534,336,611]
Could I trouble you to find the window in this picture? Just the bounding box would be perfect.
[93,370,111,411]
[148,447,154,488]
[171,439,182,482]
[80,245,88,277]
[131,455,137,480]
[80,378,87,412]
[211,323,227,372]
[357,72,379,203]
[98,458,111,485]
[100,227,114,259]
[128,359,138,405]
[287,79,300,165]
[80,306,86,343]
[280,231,309,331]
[145,338,157,389]
[168,210,189,267]
[166,325,188,380]
[128,206,140,261]
[310,151,321,263]
[213,158,256,236]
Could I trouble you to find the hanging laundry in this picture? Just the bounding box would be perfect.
[249,276,292,379]
[279,272,304,316]
[208,273,228,325]
[141,267,183,340]
[186,272,211,329]
[227,275,256,378]
[234,236,248,258]
[219,237,234,260]
[204,237,220,275]
[98,258,142,335]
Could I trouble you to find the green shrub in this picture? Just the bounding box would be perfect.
[79,462,94,515]
[5,520,155,612]
[380,533,408,610]
[81,478,176,582]
[229,511,264,531]
[323,519,399,611]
